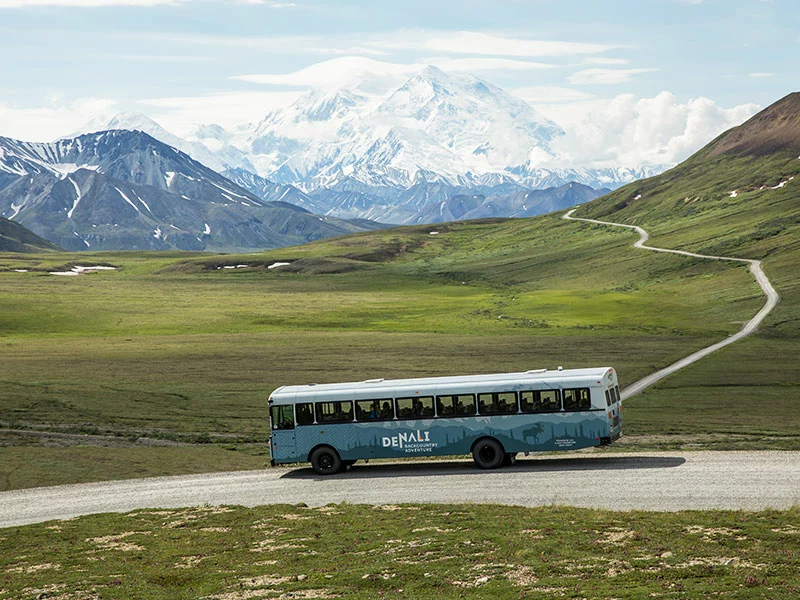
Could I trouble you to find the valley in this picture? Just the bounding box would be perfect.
[1,192,795,491]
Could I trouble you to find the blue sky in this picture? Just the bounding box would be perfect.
[0,0,796,148]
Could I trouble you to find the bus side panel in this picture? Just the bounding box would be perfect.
[294,412,610,461]
[270,430,299,464]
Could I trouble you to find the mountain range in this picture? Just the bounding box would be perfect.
[0,130,383,252]
[73,65,661,223]
[0,65,687,250]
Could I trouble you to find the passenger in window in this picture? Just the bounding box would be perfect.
[297,404,312,424]
[380,402,393,419]
[438,399,452,416]
[369,402,379,419]
[412,398,423,417]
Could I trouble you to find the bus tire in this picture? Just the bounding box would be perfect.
[472,438,504,470]
[310,446,342,475]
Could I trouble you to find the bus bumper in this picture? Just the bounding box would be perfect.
[600,430,622,446]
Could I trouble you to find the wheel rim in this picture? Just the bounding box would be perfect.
[319,453,333,470]
[479,445,496,463]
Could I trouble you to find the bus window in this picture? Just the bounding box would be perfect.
[296,402,314,425]
[605,390,612,407]
[316,401,354,423]
[520,390,561,413]
[395,396,434,419]
[563,388,591,411]
[614,385,621,403]
[356,398,393,421]
[270,405,294,430]
[478,392,518,415]
[436,394,476,417]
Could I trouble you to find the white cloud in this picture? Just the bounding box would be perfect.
[0,0,184,6]
[232,56,420,89]
[0,0,291,4]
[583,57,630,66]
[424,57,556,72]
[232,55,557,95]
[139,90,304,133]
[748,72,775,77]
[543,92,760,169]
[408,31,619,57]
[314,46,389,57]
[0,98,118,141]
[569,68,658,85]
[512,86,594,104]
[240,0,296,5]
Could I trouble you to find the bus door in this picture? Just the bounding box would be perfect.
[269,401,297,464]
[606,384,622,441]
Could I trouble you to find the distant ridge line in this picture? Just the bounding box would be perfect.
[562,209,780,400]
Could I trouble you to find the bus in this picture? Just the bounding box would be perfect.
[269,367,622,475]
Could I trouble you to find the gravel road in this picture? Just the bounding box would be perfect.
[563,209,780,399]
[2,452,798,528]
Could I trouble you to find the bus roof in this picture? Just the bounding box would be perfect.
[270,367,616,400]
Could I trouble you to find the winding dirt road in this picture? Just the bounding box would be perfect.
[563,209,780,399]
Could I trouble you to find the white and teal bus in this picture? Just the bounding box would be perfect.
[269,367,622,475]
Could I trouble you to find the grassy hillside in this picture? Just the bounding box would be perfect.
[0,217,60,252]
[575,92,800,445]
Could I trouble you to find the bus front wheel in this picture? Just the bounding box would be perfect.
[472,438,504,470]
[310,446,342,475]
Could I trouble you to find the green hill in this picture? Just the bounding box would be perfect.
[574,91,800,439]
[576,91,799,334]
[0,216,61,252]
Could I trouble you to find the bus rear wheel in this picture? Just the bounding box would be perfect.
[310,446,342,475]
[472,438,504,470]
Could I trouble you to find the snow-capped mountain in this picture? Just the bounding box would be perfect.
[73,112,255,174]
[66,65,668,224]
[242,66,569,190]
[0,130,381,251]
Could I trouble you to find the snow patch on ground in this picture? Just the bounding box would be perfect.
[132,190,152,214]
[429,231,440,235]
[165,171,177,188]
[203,223,211,235]
[771,176,794,189]
[267,262,291,270]
[50,265,117,276]
[154,227,162,240]
[729,190,738,197]
[114,186,140,213]
[208,180,249,200]
[66,176,82,219]
[51,163,100,179]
